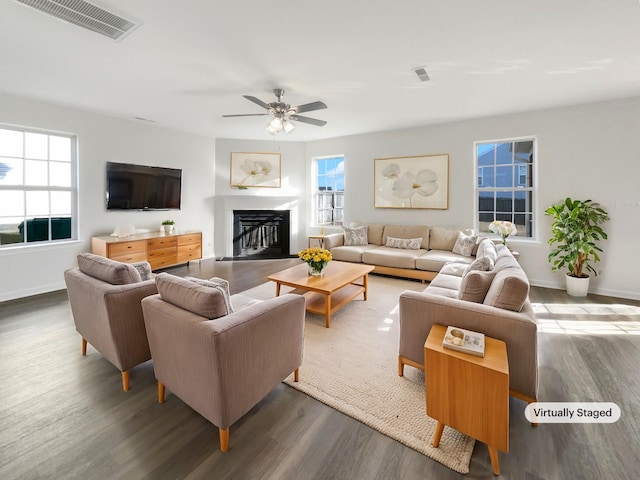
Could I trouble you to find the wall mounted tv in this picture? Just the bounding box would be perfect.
[106,162,182,210]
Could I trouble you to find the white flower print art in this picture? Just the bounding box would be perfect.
[230,152,281,188]
[374,154,449,209]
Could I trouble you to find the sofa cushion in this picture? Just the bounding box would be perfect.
[343,225,368,246]
[330,245,378,263]
[459,270,496,303]
[493,245,521,272]
[428,271,463,291]
[452,231,477,257]
[483,268,530,312]
[77,252,142,285]
[385,236,422,250]
[367,224,385,246]
[438,262,470,277]
[382,225,430,250]
[416,250,473,272]
[362,246,426,269]
[429,227,459,251]
[476,238,498,264]
[468,256,493,272]
[156,273,228,319]
[186,276,234,314]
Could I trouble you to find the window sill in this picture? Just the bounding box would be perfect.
[0,239,82,256]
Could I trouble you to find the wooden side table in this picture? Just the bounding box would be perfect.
[308,235,325,248]
[425,325,509,476]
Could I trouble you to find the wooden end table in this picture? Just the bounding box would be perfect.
[425,324,509,476]
[268,261,374,328]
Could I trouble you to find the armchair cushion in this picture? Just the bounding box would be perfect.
[186,276,234,314]
[77,252,141,285]
[155,273,228,319]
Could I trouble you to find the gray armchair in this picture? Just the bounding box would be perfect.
[141,273,305,452]
[64,253,158,391]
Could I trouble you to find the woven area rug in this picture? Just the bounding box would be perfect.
[241,274,475,474]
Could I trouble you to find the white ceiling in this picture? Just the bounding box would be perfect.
[1,0,640,142]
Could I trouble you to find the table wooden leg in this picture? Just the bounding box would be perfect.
[432,421,445,448]
[325,293,331,328]
[363,273,369,300]
[275,283,281,297]
[488,445,500,475]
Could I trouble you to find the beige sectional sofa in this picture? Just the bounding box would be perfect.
[398,243,538,403]
[323,224,481,283]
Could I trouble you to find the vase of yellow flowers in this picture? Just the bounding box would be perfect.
[298,247,332,276]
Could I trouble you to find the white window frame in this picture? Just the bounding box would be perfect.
[474,136,537,241]
[312,155,344,227]
[0,124,79,248]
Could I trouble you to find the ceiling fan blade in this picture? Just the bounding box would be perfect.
[222,113,268,117]
[242,95,270,110]
[291,101,327,114]
[290,115,327,127]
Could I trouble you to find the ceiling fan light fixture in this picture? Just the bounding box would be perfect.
[266,116,284,134]
[283,120,295,134]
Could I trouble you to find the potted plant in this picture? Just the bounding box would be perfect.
[544,198,609,296]
[161,219,175,234]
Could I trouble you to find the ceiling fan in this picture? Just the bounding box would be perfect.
[223,89,327,134]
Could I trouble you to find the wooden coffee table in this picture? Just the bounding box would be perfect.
[268,261,375,328]
[425,324,509,475]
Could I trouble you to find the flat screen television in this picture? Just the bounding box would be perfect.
[106,162,182,210]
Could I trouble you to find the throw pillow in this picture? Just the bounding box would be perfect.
[186,276,234,315]
[452,231,478,257]
[343,225,368,246]
[459,270,496,303]
[77,253,142,285]
[385,236,422,250]
[155,273,228,319]
[468,256,493,272]
[132,261,152,281]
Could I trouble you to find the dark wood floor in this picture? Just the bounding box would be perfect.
[1,258,639,479]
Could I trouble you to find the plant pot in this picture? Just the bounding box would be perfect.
[566,273,590,297]
[162,225,174,234]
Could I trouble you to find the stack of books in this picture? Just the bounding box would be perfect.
[442,326,485,357]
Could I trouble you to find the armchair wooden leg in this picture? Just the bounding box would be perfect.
[158,382,165,403]
[398,356,404,377]
[81,338,87,356]
[121,370,130,392]
[294,368,299,383]
[219,428,229,452]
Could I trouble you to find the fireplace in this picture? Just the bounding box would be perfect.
[232,210,291,259]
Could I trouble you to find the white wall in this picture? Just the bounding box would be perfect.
[0,93,216,302]
[306,97,640,300]
[213,138,308,257]
[3,93,639,301]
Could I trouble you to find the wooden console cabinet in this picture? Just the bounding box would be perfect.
[91,231,202,270]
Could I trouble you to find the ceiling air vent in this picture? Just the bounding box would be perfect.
[412,66,431,82]
[13,0,139,41]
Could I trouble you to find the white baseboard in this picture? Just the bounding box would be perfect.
[0,281,67,303]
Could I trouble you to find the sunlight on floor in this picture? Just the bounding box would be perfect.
[533,302,640,335]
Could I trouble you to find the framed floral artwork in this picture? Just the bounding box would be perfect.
[230,152,281,188]
[374,154,449,209]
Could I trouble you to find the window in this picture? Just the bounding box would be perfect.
[0,126,77,247]
[313,155,344,226]
[476,138,535,239]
